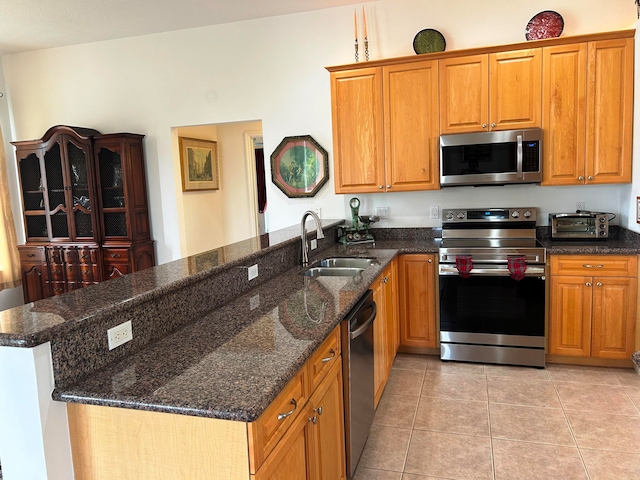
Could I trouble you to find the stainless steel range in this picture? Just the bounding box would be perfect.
[438,207,546,367]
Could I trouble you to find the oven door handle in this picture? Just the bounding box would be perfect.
[439,265,545,276]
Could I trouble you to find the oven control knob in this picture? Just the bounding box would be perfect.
[445,212,454,221]
[599,217,606,223]
[511,210,520,218]
[456,211,465,219]
[523,210,532,218]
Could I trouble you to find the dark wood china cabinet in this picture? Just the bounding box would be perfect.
[14,125,155,303]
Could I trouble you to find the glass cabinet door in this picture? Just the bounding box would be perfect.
[66,138,94,239]
[97,147,128,238]
[44,141,70,239]
[18,151,48,239]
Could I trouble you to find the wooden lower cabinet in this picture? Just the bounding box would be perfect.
[398,254,437,349]
[372,259,398,408]
[549,255,638,359]
[67,326,346,480]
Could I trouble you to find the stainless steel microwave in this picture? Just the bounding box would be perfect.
[440,128,542,187]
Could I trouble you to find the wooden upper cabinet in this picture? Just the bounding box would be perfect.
[439,49,541,134]
[585,37,633,184]
[439,55,489,134]
[383,60,440,191]
[543,38,633,186]
[331,67,385,193]
[541,43,587,185]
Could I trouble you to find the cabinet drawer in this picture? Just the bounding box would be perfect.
[307,325,341,392]
[77,246,99,264]
[248,367,309,474]
[550,255,637,277]
[103,248,129,263]
[80,265,100,282]
[19,247,46,263]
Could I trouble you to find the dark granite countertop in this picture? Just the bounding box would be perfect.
[53,247,398,422]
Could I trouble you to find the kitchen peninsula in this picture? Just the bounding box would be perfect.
[3,220,640,479]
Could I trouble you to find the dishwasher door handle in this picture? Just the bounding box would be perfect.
[350,302,377,340]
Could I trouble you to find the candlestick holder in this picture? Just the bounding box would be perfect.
[354,41,359,62]
[364,38,369,61]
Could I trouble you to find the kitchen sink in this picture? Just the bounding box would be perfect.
[303,267,365,277]
[318,258,375,269]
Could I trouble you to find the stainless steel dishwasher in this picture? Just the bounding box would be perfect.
[341,289,376,478]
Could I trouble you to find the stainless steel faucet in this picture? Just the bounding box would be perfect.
[301,210,325,267]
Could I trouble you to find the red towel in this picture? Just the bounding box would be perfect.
[508,256,527,281]
[456,255,473,278]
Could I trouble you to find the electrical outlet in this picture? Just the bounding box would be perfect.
[248,264,259,280]
[430,205,440,219]
[576,201,585,211]
[375,207,389,219]
[310,239,318,250]
[107,321,133,350]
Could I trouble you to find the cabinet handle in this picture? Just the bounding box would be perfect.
[586,282,592,287]
[482,123,487,129]
[80,254,90,259]
[578,176,584,181]
[596,282,602,287]
[308,415,318,425]
[68,266,73,271]
[321,349,336,364]
[27,253,36,258]
[582,264,604,269]
[587,176,594,181]
[277,399,297,421]
[314,406,323,416]
[83,270,91,276]
[110,253,121,258]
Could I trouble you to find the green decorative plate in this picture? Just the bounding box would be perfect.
[413,29,446,54]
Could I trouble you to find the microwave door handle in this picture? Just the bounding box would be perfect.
[516,134,523,179]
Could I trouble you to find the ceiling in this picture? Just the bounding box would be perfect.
[0,0,366,56]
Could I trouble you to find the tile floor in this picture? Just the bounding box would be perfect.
[354,354,640,480]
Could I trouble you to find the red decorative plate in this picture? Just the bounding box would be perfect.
[525,11,564,41]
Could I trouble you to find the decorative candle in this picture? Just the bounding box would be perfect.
[362,7,367,39]
[354,9,358,41]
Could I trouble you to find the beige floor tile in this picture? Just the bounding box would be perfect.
[392,353,432,372]
[353,467,403,480]
[421,371,488,401]
[492,439,587,479]
[402,474,449,480]
[555,382,639,415]
[404,430,493,479]
[384,369,425,397]
[565,410,640,453]
[547,364,620,385]
[374,394,419,428]
[488,376,562,408]
[581,448,640,480]
[489,403,574,446]
[614,368,640,387]
[485,364,550,381]
[425,359,486,376]
[413,396,489,436]
[358,424,412,472]
[624,386,640,408]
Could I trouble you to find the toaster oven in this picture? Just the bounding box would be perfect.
[549,212,612,239]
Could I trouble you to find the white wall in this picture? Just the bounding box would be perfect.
[0,0,636,267]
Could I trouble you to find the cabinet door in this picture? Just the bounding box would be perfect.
[330,68,385,193]
[439,55,488,134]
[591,277,637,359]
[549,276,592,357]
[585,38,633,184]
[489,48,541,131]
[17,148,49,241]
[398,254,437,348]
[383,60,440,191]
[541,43,587,186]
[43,138,71,240]
[371,275,386,407]
[307,362,346,480]
[64,135,98,241]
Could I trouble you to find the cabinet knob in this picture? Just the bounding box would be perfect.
[386,185,391,189]
[482,123,487,129]
[578,176,584,181]
[428,259,433,263]
[586,282,592,287]
[587,176,594,181]
[314,406,323,416]
[491,123,496,128]
[378,185,383,189]
[596,282,602,287]
[308,415,318,425]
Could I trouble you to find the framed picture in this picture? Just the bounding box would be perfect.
[270,135,329,198]
[637,196,640,224]
[179,137,220,191]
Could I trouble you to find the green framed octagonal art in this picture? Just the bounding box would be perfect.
[270,135,329,198]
